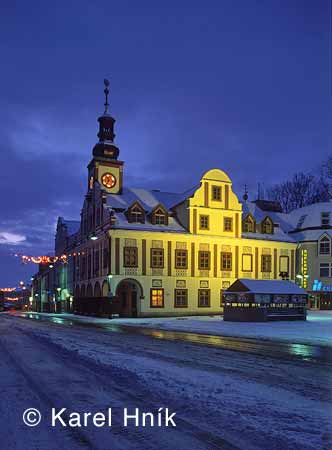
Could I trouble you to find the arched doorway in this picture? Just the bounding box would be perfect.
[86,283,93,298]
[102,280,109,297]
[94,282,101,298]
[115,279,143,317]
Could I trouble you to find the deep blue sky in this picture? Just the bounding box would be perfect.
[0,0,329,286]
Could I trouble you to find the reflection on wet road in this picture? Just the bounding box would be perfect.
[11,312,332,364]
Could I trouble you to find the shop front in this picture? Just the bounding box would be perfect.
[309,280,332,310]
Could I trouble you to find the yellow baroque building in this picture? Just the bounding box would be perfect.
[44,85,297,317]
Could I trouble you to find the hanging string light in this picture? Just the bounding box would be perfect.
[13,252,84,265]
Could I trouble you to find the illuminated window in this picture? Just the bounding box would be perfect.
[151,248,164,268]
[221,252,232,271]
[211,185,222,201]
[261,255,272,272]
[150,289,164,308]
[198,289,210,307]
[243,215,255,233]
[262,217,273,234]
[198,251,210,270]
[175,249,188,269]
[224,217,233,232]
[319,236,331,255]
[123,247,138,267]
[279,255,289,273]
[242,254,253,272]
[199,215,209,230]
[174,289,188,307]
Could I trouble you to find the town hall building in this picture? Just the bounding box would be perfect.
[32,82,307,317]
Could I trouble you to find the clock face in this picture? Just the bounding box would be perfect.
[101,173,116,189]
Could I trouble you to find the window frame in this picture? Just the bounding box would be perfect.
[123,246,138,268]
[261,217,274,234]
[261,254,272,273]
[174,289,188,308]
[319,236,331,255]
[242,253,253,272]
[127,202,145,224]
[175,249,188,269]
[151,205,168,226]
[279,255,289,273]
[223,217,233,232]
[150,288,164,308]
[198,289,211,307]
[220,252,232,271]
[199,214,209,230]
[198,250,210,270]
[150,248,164,268]
[319,263,330,278]
[243,214,255,233]
[211,185,222,201]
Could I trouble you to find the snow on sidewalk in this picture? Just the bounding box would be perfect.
[14,310,332,347]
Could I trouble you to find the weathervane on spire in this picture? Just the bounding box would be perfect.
[103,78,110,114]
[243,184,249,202]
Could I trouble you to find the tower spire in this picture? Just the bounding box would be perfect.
[103,78,110,114]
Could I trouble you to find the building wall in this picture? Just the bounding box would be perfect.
[107,229,295,316]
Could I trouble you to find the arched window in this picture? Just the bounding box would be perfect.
[243,215,255,233]
[319,235,331,255]
[261,217,273,234]
[151,206,168,225]
[127,203,145,223]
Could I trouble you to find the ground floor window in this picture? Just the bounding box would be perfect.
[198,289,210,307]
[261,254,272,272]
[150,288,164,308]
[174,289,188,308]
[320,263,331,278]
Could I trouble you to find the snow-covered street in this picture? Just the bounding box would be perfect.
[1,313,331,450]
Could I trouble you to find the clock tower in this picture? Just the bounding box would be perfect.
[88,79,123,195]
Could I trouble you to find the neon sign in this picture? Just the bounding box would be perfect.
[312,279,332,292]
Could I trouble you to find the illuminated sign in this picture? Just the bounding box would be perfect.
[312,279,332,292]
[301,250,308,289]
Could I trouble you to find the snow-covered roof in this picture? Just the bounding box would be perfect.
[242,231,295,243]
[106,186,197,212]
[241,201,332,242]
[111,212,187,233]
[227,279,307,295]
[286,202,332,230]
[289,229,332,242]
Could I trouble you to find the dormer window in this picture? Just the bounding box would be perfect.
[127,203,145,224]
[321,212,330,227]
[243,214,255,233]
[151,205,168,225]
[261,217,273,234]
[319,235,331,255]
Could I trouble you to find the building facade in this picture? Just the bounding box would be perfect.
[31,85,331,315]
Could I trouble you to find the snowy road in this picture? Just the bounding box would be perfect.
[13,311,332,364]
[0,314,331,450]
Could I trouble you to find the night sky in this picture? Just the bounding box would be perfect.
[0,0,329,286]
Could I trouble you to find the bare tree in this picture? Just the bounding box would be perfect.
[320,156,332,197]
[268,171,330,213]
